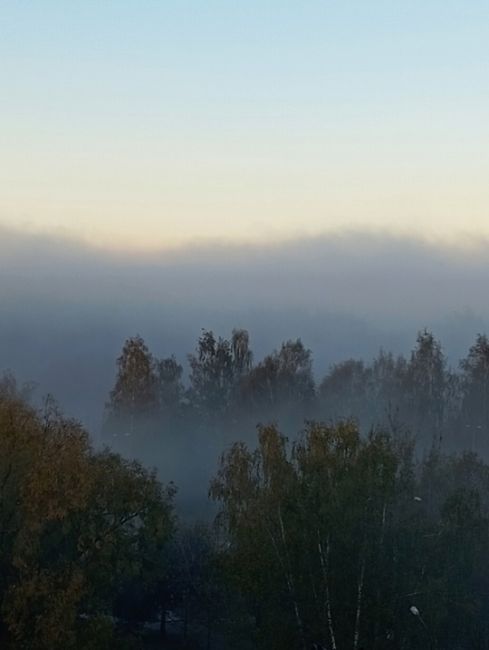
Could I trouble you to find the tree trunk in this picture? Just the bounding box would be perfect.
[277,508,307,650]
[353,555,366,650]
[318,532,337,650]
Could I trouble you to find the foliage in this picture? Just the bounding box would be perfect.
[211,421,489,650]
[0,380,175,649]
[103,327,489,451]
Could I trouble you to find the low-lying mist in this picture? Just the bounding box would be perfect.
[1,225,487,431]
[2,225,489,517]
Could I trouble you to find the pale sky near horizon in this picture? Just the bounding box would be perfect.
[1,1,488,250]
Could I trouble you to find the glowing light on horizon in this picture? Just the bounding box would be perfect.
[1,2,488,250]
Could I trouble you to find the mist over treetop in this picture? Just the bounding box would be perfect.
[1,224,489,428]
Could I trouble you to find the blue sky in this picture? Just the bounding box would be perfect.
[1,1,488,249]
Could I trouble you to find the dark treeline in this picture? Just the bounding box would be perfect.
[104,327,489,455]
[3,328,489,648]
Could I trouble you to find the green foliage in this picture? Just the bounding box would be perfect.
[211,421,489,650]
[108,335,160,421]
[188,328,254,418]
[8,322,489,648]
[242,339,314,412]
[0,379,175,649]
[103,327,489,455]
[460,333,489,432]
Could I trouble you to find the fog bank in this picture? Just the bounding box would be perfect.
[1,225,488,430]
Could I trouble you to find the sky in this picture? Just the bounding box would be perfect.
[1,1,489,250]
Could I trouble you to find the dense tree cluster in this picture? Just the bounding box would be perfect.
[212,422,489,649]
[0,375,175,649]
[105,328,489,454]
[318,330,489,453]
[5,326,489,648]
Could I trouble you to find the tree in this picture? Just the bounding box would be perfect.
[369,350,408,430]
[211,414,489,650]
[188,329,253,418]
[211,421,415,650]
[405,329,447,437]
[156,355,184,419]
[319,359,370,423]
[0,379,175,649]
[211,424,302,648]
[242,339,315,415]
[231,329,253,379]
[460,334,489,445]
[105,336,159,438]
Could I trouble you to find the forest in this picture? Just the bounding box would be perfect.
[2,327,489,649]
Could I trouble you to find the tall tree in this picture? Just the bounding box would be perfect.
[211,421,416,650]
[319,359,370,423]
[242,339,314,413]
[105,335,159,437]
[370,349,408,429]
[460,334,489,445]
[231,329,253,381]
[405,329,447,437]
[156,355,184,418]
[0,379,175,649]
[188,330,235,417]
